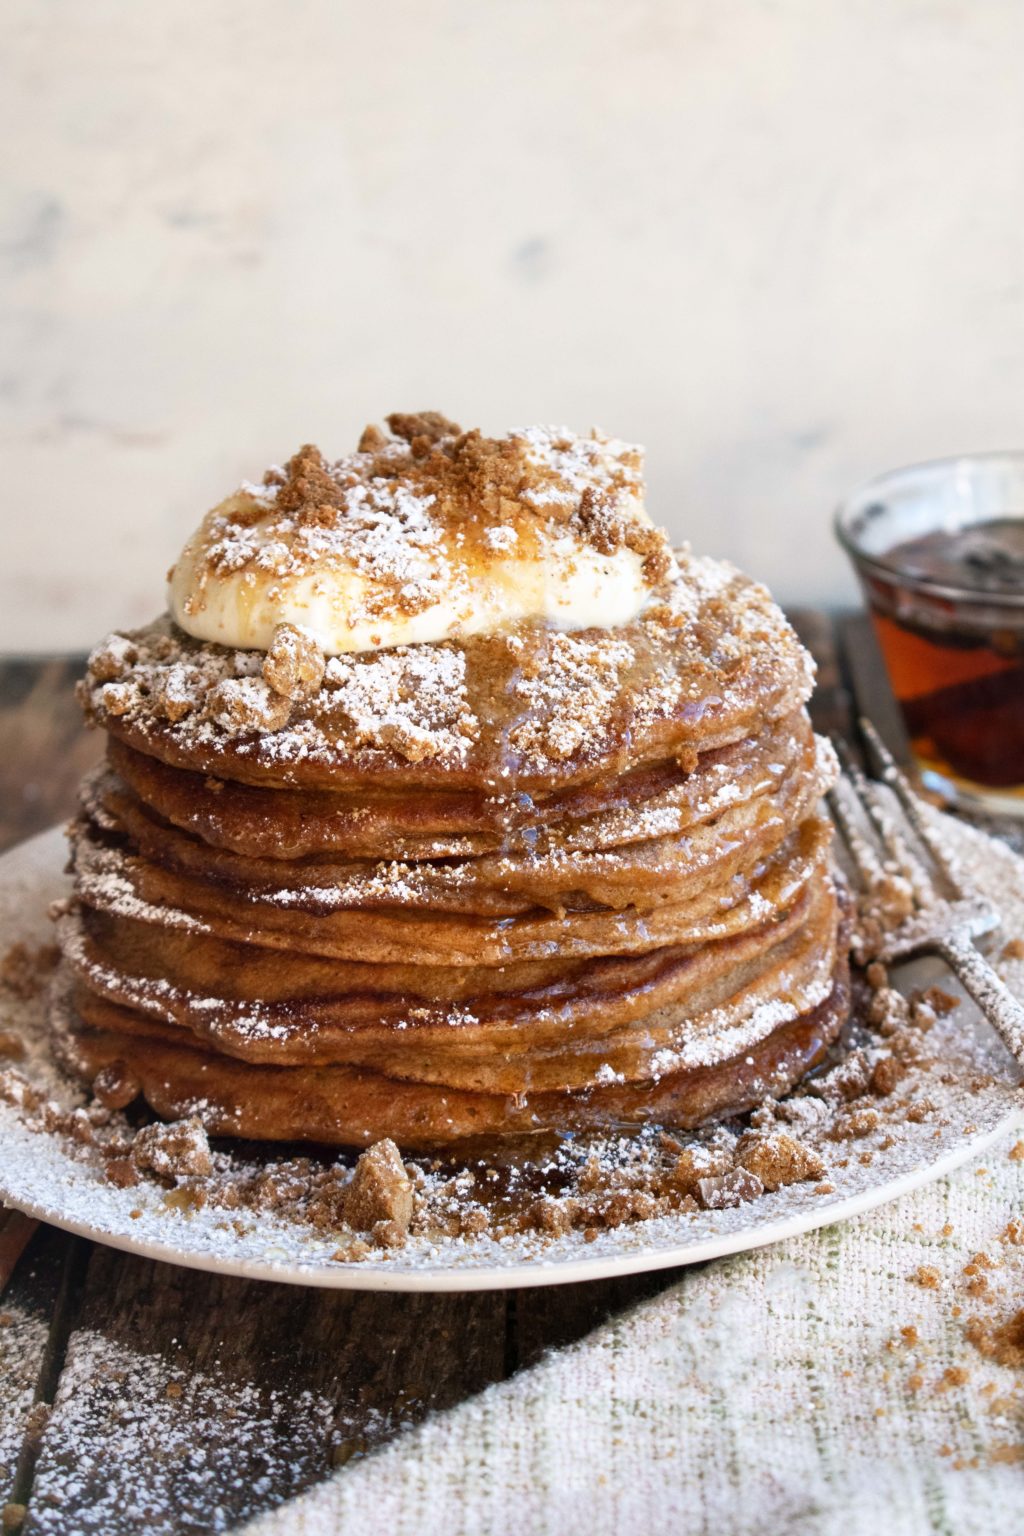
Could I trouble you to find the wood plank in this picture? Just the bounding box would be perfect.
[787,607,854,740]
[21,1246,507,1535]
[0,658,101,855]
[0,1211,39,1296]
[0,1229,82,1518]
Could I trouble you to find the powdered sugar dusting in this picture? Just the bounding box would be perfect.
[71,838,210,934]
[510,632,635,765]
[322,646,475,764]
[80,620,479,770]
[25,1327,336,1535]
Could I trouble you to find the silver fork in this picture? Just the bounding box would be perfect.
[827,717,1024,1069]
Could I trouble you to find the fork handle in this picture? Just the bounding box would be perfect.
[936,933,1024,1068]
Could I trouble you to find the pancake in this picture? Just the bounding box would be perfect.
[58,852,839,1079]
[53,414,850,1148]
[51,961,850,1148]
[79,556,813,797]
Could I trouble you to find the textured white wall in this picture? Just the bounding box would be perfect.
[4,0,1024,650]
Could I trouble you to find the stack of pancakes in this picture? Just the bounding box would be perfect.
[53,421,848,1149]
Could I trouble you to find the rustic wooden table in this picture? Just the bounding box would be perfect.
[0,614,874,1536]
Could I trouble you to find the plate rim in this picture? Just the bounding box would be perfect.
[2,1104,1020,1292]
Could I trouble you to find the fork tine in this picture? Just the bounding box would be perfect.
[860,718,964,896]
[826,774,887,889]
[831,735,937,907]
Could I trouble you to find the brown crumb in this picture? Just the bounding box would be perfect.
[1,942,59,1000]
[104,1156,138,1189]
[910,1265,942,1290]
[97,680,134,716]
[901,1325,919,1346]
[153,665,198,723]
[908,999,937,1033]
[737,1132,825,1192]
[530,1198,575,1236]
[870,1056,905,1097]
[966,1308,1024,1369]
[866,987,910,1035]
[2,1504,27,1534]
[1000,938,1024,961]
[86,634,138,683]
[205,677,292,734]
[357,424,390,454]
[262,623,326,702]
[0,1030,25,1061]
[906,1372,924,1393]
[459,1207,490,1237]
[371,1218,408,1250]
[385,410,462,447]
[919,986,959,1016]
[598,1190,660,1229]
[810,1050,872,1102]
[132,1117,212,1181]
[1008,1142,1024,1163]
[935,1366,970,1393]
[669,1144,733,1195]
[165,1382,183,1399]
[344,1139,413,1238]
[831,1106,881,1141]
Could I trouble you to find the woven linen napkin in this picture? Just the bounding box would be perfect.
[241,1132,1024,1536]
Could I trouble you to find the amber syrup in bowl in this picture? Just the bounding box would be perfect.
[836,455,1024,817]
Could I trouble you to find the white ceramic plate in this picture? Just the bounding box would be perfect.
[1,824,1022,1292]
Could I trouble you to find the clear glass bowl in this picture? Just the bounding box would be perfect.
[835,453,1024,817]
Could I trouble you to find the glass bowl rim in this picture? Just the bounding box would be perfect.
[834,449,1024,610]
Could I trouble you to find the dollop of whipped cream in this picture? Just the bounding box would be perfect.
[168,412,675,655]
